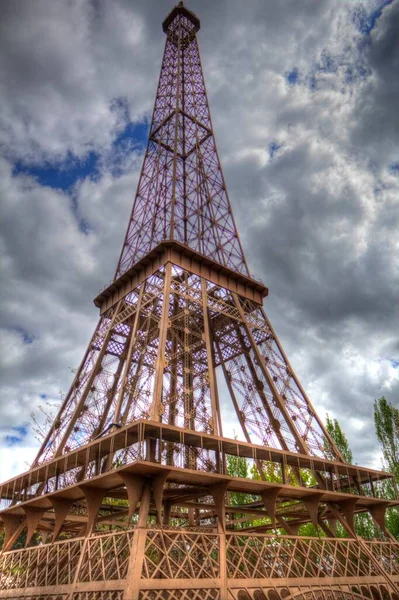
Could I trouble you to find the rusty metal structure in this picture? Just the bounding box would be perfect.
[1,3,399,599]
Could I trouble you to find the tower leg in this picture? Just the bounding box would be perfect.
[123,484,151,600]
[219,526,228,600]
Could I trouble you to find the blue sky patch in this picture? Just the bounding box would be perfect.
[12,117,149,235]
[269,142,283,159]
[12,120,149,192]
[5,425,28,446]
[107,121,149,177]
[13,151,98,192]
[286,67,299,86]
[12,326,34,344]
[114,121,148,150]
[353,0,392,35]
[389,163,399,174]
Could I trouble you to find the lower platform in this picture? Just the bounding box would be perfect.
[1,528,399,599]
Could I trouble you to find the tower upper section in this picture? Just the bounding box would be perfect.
[162,2,200,35]
[116,2,249,278]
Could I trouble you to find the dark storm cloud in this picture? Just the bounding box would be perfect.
[351,1,399,164]
[0,0,398,478]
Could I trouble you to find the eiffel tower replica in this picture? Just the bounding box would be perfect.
[1,3,399,600]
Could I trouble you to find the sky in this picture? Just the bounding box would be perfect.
[0,0,398,482]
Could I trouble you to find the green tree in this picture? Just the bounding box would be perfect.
[325,414,353,464]
[374,396,399,480]
[374,396,399,539]
[326,414,377,539]
[226,453,258,528]
[0,527,27,551]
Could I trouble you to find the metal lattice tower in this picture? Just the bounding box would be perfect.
[1,4,398,600]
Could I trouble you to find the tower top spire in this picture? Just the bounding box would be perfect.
[162,1,200,34]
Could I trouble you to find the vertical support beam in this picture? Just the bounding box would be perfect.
[163,499,172,526]
[214,332,267,482]
[54,299,123,458]
[101,285,146,472]
[219,524,228,600]
[119,340,148,428]
[210,481,229,599]
[210,481,228,532]
[201,278,223,438]
[182,275,195,468]
[169,17,182,239]
[124,484,151,600]
[260,307,345,462]
[113,284,145,424]
[152,471,170,524]
[233,294,309,455]
[150,263,172,421]
[168,293,179,430]
[31,316,103,467]
[232,321,303,482]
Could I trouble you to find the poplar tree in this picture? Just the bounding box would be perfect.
[374,396,399,479]
[326,414,377,538]
[374,396,399,538]
[326,414,353,464]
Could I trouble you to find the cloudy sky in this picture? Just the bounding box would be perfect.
[0,0,398,481]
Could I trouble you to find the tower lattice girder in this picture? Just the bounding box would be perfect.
[1,3,399,600]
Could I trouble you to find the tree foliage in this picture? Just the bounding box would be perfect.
[326,413,378,539]
[325,414,353,464]
[226,453,260,529]
[374,396,399,479]
[374,396,399,539]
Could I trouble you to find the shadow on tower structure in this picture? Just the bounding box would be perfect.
[1,3,399,600]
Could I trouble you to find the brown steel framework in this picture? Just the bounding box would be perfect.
[1,3,398,599]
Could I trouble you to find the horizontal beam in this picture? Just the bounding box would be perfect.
[0,576,397,598]
[0,421,395,516]
[1,458,396,525]
[94,241,268,313]
[0,579,126,597]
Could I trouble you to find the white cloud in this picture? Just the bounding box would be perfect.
[0,447,38,486]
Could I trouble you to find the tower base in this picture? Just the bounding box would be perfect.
[1,527,399,600]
